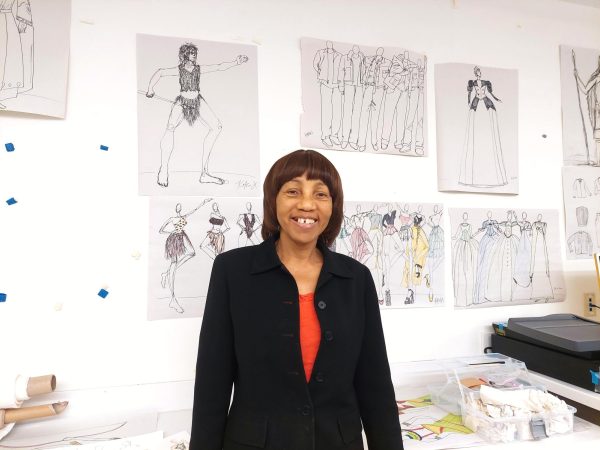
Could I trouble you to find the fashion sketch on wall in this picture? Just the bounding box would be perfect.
[148,197,263,320]
[0,0,70,118]
[300,37,427,157]
[562,166,600,259]
[449,208,564,308]
[334,201,444,308]
[137,34,259,197]
[560,45,600,167]
[436,63,518,194]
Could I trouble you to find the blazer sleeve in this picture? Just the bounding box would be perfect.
[354,266,403,450]
[190,254,237,450]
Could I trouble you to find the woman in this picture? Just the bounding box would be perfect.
[191,150,402,450]
[159,200,211,313]
[458,66,508,188]
[146,43,248,187]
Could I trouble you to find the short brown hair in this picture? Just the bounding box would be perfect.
[262,150,343,246]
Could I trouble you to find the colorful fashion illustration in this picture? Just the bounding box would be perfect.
[145,43,248,187]
[459,66,508,188]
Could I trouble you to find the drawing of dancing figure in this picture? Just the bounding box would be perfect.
[573,51,600,166]
[458,66,508,187]
[145,43,248,187]
[160,199,212,313]
[0,0,34,109]
[199,202,230,259]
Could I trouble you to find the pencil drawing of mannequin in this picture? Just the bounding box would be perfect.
[574,54,600,165]
[200,202,230,259]
[313,41,343,147]
[452,212,479,307]
[458,66,508,187]
[357,47,389,152]
[145,43,248,187]
[236,202,261,247]
[339,45,365,150]
[160,200,210,313]
[530,214,554,301]
[0,0,34,109]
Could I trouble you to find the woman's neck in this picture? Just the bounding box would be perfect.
[276,236,322,267]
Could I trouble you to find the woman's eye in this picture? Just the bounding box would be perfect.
[287,189,299,195]
[316,192,330,199]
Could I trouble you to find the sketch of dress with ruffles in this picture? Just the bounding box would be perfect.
[474,216,500,304]
[530,217,554,301]
[452,218,479,307]
[486,219,519,302]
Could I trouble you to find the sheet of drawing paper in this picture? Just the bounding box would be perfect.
[50,431,164,450]
[449,208,565,308]
[562,166,600,259]
[436,63,518,194]
[148,197,263,320]
[335,201,445,308]
[300,37,428,157]
[560,45,600,167]
[158,431,191,450]
[137,34,259,197]
[0,0,70,118]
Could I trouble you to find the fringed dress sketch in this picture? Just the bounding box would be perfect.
[458,67,508,188]
[486,221,519,302]
[530,220,554,301]
[452,223,479,307]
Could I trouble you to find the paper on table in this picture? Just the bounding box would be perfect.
[50,430,164,450]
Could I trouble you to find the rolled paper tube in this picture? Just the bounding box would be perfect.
[26,375,56,397]
[0,374,29,408]
[4,401,68,424]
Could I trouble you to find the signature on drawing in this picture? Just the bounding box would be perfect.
[236,179,258,190]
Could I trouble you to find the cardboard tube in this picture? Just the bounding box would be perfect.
[4,401,68,424]
[26,375,56,397]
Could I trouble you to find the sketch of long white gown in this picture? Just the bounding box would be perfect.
[474,219,499,304]
[486,222,519,302]
[0,0,33,103]
[453,223,478,307]
[530,221,553,301]
[513,220,532,289]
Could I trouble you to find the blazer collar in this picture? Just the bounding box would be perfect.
[250,234,353,279]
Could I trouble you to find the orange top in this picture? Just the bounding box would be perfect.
[298,293,321,382]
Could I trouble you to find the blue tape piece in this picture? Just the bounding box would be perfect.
[5,143,15,152]
[591,370,599,385]
[6,197,17,205]
[498,323,505,331]
[100,145,109,151]
[0,293,6,302]
[98,288,109,298]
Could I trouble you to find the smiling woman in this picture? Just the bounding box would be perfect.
[190,149,403,450]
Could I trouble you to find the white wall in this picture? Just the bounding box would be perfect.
[1,0,600,393]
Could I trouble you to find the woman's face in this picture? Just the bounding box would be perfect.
[276,174,332,248]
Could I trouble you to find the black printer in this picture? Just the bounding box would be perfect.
[491,314,600,393]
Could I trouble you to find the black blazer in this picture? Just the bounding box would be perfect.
[190,235,403,450]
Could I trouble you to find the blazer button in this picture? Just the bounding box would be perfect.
[301,405,311,416]
[317,300,327,310]
[324,330,334,341]
[315,372,324,382]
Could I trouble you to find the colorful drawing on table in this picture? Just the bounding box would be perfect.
[397,393,485,449]
[435,63,519,194]
[449,208,565,308]
[560,45,600,167]
[148,197,263,320]
[300,37,428,157]
[334,201,445,308]
[137,33,259,197]
[0,0,70,118]
[562,166,600,259]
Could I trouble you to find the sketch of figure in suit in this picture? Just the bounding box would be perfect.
[160,199,211,313]
[145,43,248,187]
[0,0,34,109]
[573,52,600,166]
[313,41,343,147]
[401,57,426,155]
[339,45,365,150]
[237,201,261,247]
[357,48,389,152]
[458,66,508,188]
[199,202,230,259]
